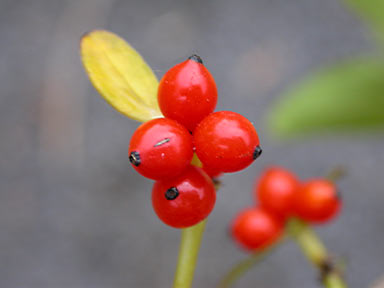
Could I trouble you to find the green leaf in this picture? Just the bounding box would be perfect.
[344,0,384,43]
[268,58,384,137]
[81,30,162,122]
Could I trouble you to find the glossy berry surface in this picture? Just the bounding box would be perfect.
[152,166,216,228]
[202,164,222,179]
[294,179,341,223]
[129,118,193,180]
[157,55,218,131]
[194,111,261,173]
[231,207,283,251]
[256,167,299,218]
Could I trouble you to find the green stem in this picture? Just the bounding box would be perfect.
[217,238,283,288]
[326,166,346,183]
[287,218,347,288]
[172,155,211,288]
[173,219,207,288]
[323,273,347,288]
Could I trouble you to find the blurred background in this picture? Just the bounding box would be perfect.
[1,0,384,287]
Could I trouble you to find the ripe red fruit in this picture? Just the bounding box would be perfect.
[293,179,341,223]
[152,166,216,228]
[194,111,261,173]
[231,207,283,251]
[202,164,222,179]
[157,55,218,131]
[256,167,299,218]
[129,118,193,180]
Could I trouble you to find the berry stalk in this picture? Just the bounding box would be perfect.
[217,238,284,288]
[287,218,347,288]
[173,220,207,288]
[172,155,211,288]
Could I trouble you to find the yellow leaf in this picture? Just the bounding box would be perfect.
[81,30,162,122]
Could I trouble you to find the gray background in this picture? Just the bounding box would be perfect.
[1,0,384,287]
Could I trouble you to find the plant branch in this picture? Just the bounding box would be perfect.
[173,219,207,288]
[172,155,212,288]
[217,238,284,288]
[287,218,347,288]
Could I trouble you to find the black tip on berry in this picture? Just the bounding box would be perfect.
[129,151,141,166]
[188,54,203,64]
[165,187,179,200]
[253,146,262,160]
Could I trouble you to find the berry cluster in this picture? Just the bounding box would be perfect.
[128,55,261,228]
[231,166,341,251]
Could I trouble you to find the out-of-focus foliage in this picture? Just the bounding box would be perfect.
[81,30,162,122]
[345,0,384,44]
[269,59,384,136]
[269,1,384,137]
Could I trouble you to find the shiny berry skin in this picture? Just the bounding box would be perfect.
[293,179,341,223]
[231,207,283,251]
[157,55,218,131]
[256,167,299,218]
[194,111,261,173]
[152,166,216,228]
[202,164,222,179]
[129,118,193,180]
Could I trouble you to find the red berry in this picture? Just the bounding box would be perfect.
[293,179,341,223]
[231,207,283,251]
[158,55,218,131]
[194,111,261,173]
[129,118,193,180]
[202,164,222,179]
[152,166,216,228]
[256,167,299,218]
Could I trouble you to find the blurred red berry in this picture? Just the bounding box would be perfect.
[194,111,261,173]
[157,55,218,131]
[129,118,193,180]
[231,207,283,251]
[256,167,299,218]
[152,166,216,228]
[294,179,341,223]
